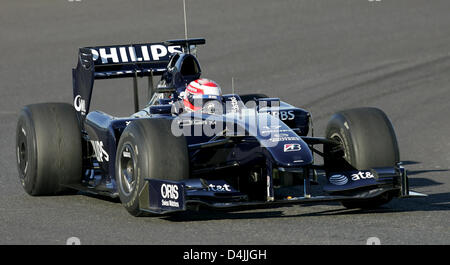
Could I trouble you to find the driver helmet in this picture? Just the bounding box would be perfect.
[183,78,222,112]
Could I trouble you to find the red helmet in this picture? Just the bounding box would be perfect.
[183,79,222,112]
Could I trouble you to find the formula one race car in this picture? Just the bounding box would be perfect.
[16,38,425,216]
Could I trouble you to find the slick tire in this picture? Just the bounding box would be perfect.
[324,107,399,209]
[115,119,189,217]
[16,103,82,196]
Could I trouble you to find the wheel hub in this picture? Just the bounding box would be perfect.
[17,129,28,182]
[119,145,137,196]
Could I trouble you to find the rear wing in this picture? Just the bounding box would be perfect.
[72,38,205,116]
[80,43,182,79]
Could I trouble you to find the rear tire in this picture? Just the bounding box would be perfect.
[115,119,189,216]
[16,103,82,195]
[324,107,399,209]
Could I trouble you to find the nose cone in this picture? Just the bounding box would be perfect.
[225,110,314,167]
[260,134,313,167]
[252,113,313,167]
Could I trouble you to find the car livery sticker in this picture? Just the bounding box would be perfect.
[89,44,182,65]
[148,179,185,212]
[283,143,302,152]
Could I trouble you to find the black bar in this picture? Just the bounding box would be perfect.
[3,246,445,263]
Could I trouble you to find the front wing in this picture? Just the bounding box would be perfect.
[137,167,426,215]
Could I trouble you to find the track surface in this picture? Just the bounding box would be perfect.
[1,0,449,244]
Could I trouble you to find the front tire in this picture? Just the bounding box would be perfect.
[16,103,82,195]
[324,107,400,209]
[115,119,189,216]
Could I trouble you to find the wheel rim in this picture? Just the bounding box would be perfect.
[17,128,28,184]
[118,144,137,196]
[329,133,347,160]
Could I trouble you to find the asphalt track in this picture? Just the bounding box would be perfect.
[1,0,449,245]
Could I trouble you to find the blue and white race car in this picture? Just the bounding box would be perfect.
[16,38,425,216]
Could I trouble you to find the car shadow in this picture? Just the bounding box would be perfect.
[77,192,121,203]
[409,176,445,188]
[400,160,421,166]
[163,191,450,222]
[163,164,449,222]
[72,161,449,221]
